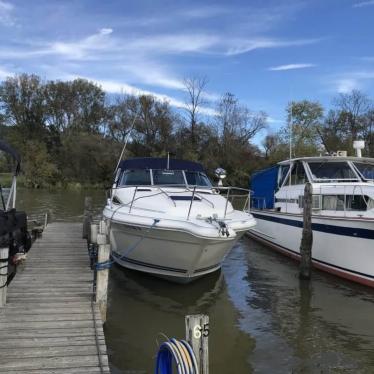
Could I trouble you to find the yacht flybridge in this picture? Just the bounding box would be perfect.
[248,153,374,287]
[103,157,256,282]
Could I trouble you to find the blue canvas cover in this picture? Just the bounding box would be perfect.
[119,158,205,172]
[250,166,279,209]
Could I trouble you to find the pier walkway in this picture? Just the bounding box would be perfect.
[0,222,110,373]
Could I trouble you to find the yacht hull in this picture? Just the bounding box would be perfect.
[247,210,374,287]
[108,220,246,283]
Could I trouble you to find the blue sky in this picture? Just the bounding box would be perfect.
[0,0,373,144]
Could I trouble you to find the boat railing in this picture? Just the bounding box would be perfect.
[111,185,251,220]
[250,196,267,210]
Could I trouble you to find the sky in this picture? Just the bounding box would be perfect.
[0,0,373,145]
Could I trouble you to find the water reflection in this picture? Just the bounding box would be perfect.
[236,238,374,373]
[105,257,254,374]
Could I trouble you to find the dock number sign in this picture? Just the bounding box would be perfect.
[193,323,209,339]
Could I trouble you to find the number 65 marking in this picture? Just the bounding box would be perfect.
[193,323,209,339]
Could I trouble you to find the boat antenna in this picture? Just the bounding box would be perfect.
[114,113,138,173]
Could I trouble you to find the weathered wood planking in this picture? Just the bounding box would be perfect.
[0,222,111,374]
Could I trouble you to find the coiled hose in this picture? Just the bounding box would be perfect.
[155,338,199,374]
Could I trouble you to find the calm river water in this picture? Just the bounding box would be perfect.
[17,189,374,374]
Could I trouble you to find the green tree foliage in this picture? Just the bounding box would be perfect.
[1,72,374,189]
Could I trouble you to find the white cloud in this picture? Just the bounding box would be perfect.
[336,78,360,93]
[0,0,15,26]
[268,63,316,71]
[70,76,216,116]
[353,0,374,7]
[225,38,320,56]
[179,5,230,19]
[48,28,115,59]
[331,70,374,93]
[0,66,12,79]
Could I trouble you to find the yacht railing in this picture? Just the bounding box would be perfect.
[250,196,267,210]
[111,185,251,220]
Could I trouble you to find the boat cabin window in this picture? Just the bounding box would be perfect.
[185,171,212,187]
[284,162,308,185]
[152,170,185,185]
[322,195,374,211]
[120,169,151,186]
[353,162,374,181]
[308,161,358,182]
[278,165,289,188]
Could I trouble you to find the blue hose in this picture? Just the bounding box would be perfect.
[155,339,198,374]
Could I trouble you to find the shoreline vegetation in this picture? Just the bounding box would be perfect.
[0,74,373,189]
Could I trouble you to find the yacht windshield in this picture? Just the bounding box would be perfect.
[120,169,151,185]
[308,161,358,182]
[153,170,185,185]
[353,162,374,181]
[185,171,212,187]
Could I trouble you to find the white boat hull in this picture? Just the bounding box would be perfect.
[108,220,246,283]
[248,210,374,287]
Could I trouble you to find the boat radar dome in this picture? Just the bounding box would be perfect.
[353,140,365,157]
[215,168,227,186]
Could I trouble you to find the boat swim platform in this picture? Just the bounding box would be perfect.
[0,222,111,374]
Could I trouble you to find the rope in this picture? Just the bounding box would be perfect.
[155,338,198,374]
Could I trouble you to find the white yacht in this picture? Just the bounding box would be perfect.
[103,157,256,282]
[247,149,374,287]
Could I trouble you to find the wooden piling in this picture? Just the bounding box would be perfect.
[185,314,209,374]
[0,247,9,307]
[95,220,110,323]
[299,182,313,279]
[82,196,93,239]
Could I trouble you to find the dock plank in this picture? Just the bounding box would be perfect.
[0,222,110,373]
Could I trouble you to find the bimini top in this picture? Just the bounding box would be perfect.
[119,158,205,172]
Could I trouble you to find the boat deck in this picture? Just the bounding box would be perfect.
[0,222,110,373]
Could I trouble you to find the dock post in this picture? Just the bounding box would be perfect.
[83,196,93,239]
[0,246,9,307]
[185,314,209,374]
[96,220,110,323]
[299,182,313,279]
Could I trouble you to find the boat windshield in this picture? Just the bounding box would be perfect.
[120,169,151,185]
[153,170,185,185]
[185,171,212,187]
[353,162,374,181]
[119,168,213,187]
[308,161,358,182]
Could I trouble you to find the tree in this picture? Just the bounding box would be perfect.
[319,90,373,155]
[107,94,138,143]
[0,74,46,142]
[278,100,324,157]
[130,95,175,156]
[182,76,208,144]
[215,92,266,145]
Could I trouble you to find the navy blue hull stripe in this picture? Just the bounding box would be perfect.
[252,212,374,240]
[248,231,374,280]
[112,251,188,273]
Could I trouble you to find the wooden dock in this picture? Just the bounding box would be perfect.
[0,222,111,374]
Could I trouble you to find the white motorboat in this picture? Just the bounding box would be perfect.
[247,149,374,287]
[103,157,256,282]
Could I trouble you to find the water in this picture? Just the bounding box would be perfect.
[16,188,374,373]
